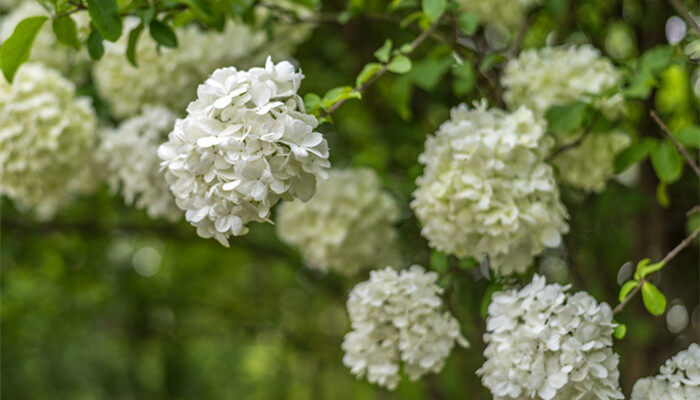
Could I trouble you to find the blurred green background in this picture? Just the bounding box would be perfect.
[2,0,699,398]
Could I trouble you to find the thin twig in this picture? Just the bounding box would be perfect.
[650,110,700,177]
[667,0,700,35]
[612,226,700,315]
[547,111,599,160]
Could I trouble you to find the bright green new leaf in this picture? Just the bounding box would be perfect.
[387,55,412,74]
[0,16,47,82]
[149,20,178,48]
[544,101,592,134]
[641,282,666,316]
[356,63,382,87]
[52,16,81,49]
[86,0,122,42]
[86,28,105,60]
[650,140,682,183]
[303,93,322,115]
[374,39,393,63]
[457,12,478,35]
[675,125,700,148]
[639,46,673,75]
[619,280,639,302]
[614,138,657,173]
[656,182,670,208]
[613,323,627,339]
[422,0,446,22]
[635,258,665,280]
[322,86,361,109]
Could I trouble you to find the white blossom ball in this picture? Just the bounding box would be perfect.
[631,343,700,400]
[0,63,97,218]
[411,101,569,275]
[93,16,309,118]
[158,58,330,246]
[456,0,543,34]
[97,106,181,221]
[276,167,400,275]
[477,275,624,400]
[0,2,90,76]
[342,266,469,390]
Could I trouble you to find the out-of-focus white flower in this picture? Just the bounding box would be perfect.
[477,275,624,400]
[552,132,631,192]
[276,168,400,275]
[97,106,181,221]
[0,0,22,11]
[0,63,97,218]
[456,0,542,36]
[411,101,568,275]
[93,13,311,118]
[631,343,700,400]
[158,58,330,246]
[0,2,90,77]
[342,266,468,390]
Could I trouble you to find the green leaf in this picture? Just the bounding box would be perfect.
[480,283,503,318]
[321,86,361,109]
[356,63,382,87]
[613,322,627,339]
[650,140,682,183]
[614,138,656,173]
[0,16,47,82]
[387,55,412,74]
[386,76,412,120]
[126,24,143,66]
[544,101,592,134]
[479,53,506,72]
[149,20,178,48]
[619,280,639,302]
[635,258,665,280]
[458,257,477,269]
[452,61,475,96]
[456,12,478,35]
[86,27,105,60]
[176,0,212,16]
[675,125,700,148]
[430,250,448,272]
[421,0,446,22]
[639,46,672,75]
[374,39,392,63]
[407,56,452,90]
[52,16,81,49]
[303,93,322,115]
[86,0,122,42]
[656,182,670,208]
[641,282,666,316]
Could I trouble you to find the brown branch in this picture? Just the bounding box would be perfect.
[667,0,700,35]
[613,226,700,315]
[650,110,700,177]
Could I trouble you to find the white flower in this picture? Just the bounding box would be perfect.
[158,58,330,246]
[631,343,700,400]
[93,14,311,118]
[97,106,181,221]
[0,63,97,218]
[0,2,90,77]
[456,0,543,33]
[0,0,22,11]
[342,266,469,390]
[477,275,624,400]
[411,101,568,275]
[276,167,400,275]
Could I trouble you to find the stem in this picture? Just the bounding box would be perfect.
[650,110,700,177]
[547,111,599,160]
[667,0,700,35]
[612,226,700,315]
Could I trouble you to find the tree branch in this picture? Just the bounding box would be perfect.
[650,110,700,177]
[613,226,700,315]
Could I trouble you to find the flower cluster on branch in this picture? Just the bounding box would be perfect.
[631,343,700,400]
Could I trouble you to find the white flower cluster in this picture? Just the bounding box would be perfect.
[158,58,330,246]
[97,107,181,221]
[342,266,469,390]
[0,63,96,218]
[477,275,624,400]
[276,168,400,275]
[411,101,568,275]
[0,2,90,77]
[93,16,309,118]
[456,0,543,33]
[0,0,22,10]
[631,343,700,400]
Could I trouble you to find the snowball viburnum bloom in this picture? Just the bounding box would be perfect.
[97,106,181,221]
[342,266,468,390]
[158,58,330,246]
[0,63,97,218]
[456,0,543,34]
[411,101,568,274]
[276,167,400,275]
[631,343,700,400]
[477,275,624,400]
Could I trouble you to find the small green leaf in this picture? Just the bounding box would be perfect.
[86,27,105,60]
[421,0,446,22]
[407,56,452,90]
[650,140,682,183]
[0,16,47,82]
[613,322,627,339]
[86,0,122,42]
[619,280,639,302]
[675,125,700,148]
[374,39,393,63]
[635,258,665,279]
[356,63,382,87]
[303,93,322,114]
[388,76,412,120]
[456,12,478,35]
[176,0,212,16]
[479,53,506,72]
[656,182,670,208]
[544,101,592,134]
[126,24,143,66]
[480,283,503,319]
[458,257,477,269]
[639,46,672,75]
[149,20,178,48]
[322,86,361,109]
[614,138,656,173]
[52,16,81,49]
[430,250,448,272]
[387,55,412,74]
[641,282,666,316]
[452,61,475,96]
